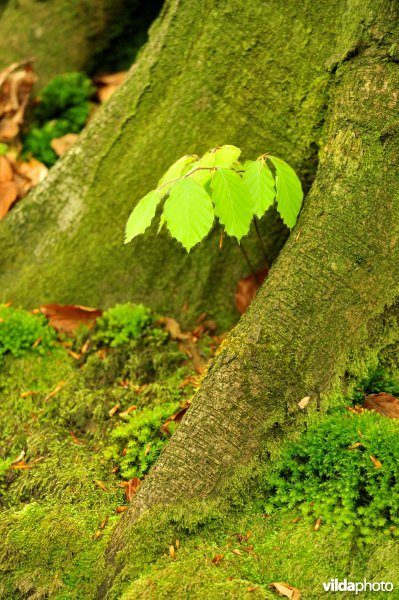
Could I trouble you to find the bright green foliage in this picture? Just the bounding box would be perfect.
[264,411,399,541]
[192,144,241,185]
[269,156,303,228]
[0,143,8,156]
[164,178,214,251]
[106,401,181,479]
[125,190,161,243]
[243,160,275,219]
[125,145,303,252]
[92,303,154,348]
[157,155,198,198]
[0,305,55,363]
[211,168,253,240]
[22,72,94,166]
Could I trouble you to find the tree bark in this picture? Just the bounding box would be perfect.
[96,0,399,595]
[0,0,347,328]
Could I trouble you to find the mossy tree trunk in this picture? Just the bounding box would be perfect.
[0,0,349,328]
[93,0,399,595]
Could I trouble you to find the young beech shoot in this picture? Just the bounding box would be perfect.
[125,145,303,252]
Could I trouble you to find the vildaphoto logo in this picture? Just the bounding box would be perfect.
[322,579,394,594]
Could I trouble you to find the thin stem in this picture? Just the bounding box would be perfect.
[157,166,217,192]
[253,218,270,271]
[239,244,261,285]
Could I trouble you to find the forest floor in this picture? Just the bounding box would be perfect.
[1,303,399,599]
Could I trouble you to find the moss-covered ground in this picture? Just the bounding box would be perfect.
[1,304,399,599]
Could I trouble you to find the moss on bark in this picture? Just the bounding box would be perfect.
[97,0,399,593]
[0,0,346,328]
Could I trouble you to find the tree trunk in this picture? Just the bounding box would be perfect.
[0,0,346,328]
[0,0,160,88]
[95,0,399,595]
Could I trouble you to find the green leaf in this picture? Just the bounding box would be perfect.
[157,154,198,198]
[0,143,8,156]
[243,160,275,219]
[192,145,241,185]
[211,168,253,241]
[125,190,161,243]
[163,178,214,252]
[269,156,303,228]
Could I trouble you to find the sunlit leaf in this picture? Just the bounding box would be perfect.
[269,156,303,228]
[243,160,275,219]
[212,168,253,240]
[157,155,198,198]
[125,190,161,243]
[192,145,241,184]
[163,178,214,251]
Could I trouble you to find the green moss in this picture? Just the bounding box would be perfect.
[0,304,56,363]
[263,412,399,541]
[22,72,94,166]
[0,304,203,598]
[92,303,155,348]
[106,401,180,479]
[2,305,399,598]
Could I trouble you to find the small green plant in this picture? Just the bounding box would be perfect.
[263,411,399,542]
[106,401,180,479]
[0,305,55,363]
[125,145,303,253]
[92,303,154,348]
[23,72,94,166]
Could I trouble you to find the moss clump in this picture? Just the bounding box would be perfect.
[0,304,55,363]
[23,72,94,166]
[263,411,399,542]
[106,401,181,479]
[92,303,154,348]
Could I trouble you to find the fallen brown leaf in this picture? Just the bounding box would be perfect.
[32,336,43,349]
[291,516,301,523]
[235,268,268,314]
[0,180,18,219]
[298,396,310,409]
[348,442,362,450]
[0,155,13,181]
[50,133,79,157]
[158,316,190,341]
[44,381,66,402]
[40,304,103,335]
[16,158,48,187]
[125,477,141,502]
[270,582,301,600]
[94,71,128,103]
[95,480,108,492]
[100,516,109,530]
[314,517,322,531]
[69,431,85,446]
[11,460,32,470]
[247,587,259,593]
[162,400,191,433]
[363,392,399,419]
[370,455,382,469]
[232,549,243,556]
[212,553,223,565]
[108,403,120,417]
[169,545,175,559]
[116,506,128,513]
